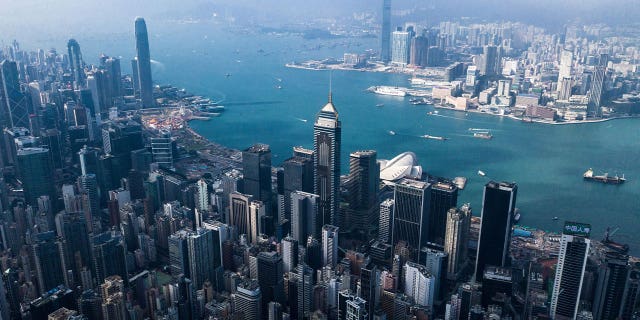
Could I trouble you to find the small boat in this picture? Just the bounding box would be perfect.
[421,134,447,141]
[225,73,231,77]
[389,130,396,136]
[553,216,559,220]
[514,208,521,223]
[433,110,439,114]
[477,170,486,177]
[276,85,282,89]
[473,132,492,139]
[376,104,384,107]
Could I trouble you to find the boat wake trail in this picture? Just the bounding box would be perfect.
[223,100,283,106]
[294,117,309,123]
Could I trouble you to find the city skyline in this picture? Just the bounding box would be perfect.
[0,2,639,319]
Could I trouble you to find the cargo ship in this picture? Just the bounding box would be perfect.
[583,168,625,184]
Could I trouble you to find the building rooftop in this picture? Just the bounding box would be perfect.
[244,143,270,153]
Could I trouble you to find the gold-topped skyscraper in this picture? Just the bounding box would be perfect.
[313,91,341,227]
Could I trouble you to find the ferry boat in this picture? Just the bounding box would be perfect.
[370,86,407,97]
[473,132,492,139]
[421,134,447,141]
[583,168,626,184]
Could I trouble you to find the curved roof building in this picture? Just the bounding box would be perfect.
[378,152,423,182]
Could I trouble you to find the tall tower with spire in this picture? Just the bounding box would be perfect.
[313,90,341,227]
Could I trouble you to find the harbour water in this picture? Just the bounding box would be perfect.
[42,21,640,252]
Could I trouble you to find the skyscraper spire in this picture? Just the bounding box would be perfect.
[328,71,332,104]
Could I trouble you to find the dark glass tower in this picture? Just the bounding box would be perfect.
[381,0,392,62]
[31,231,65,294]
[346,150,379,231]
[391,178,430,260]
[257,251,284,311]
[313,93,341,227]
[474,181,517,279]
[1,60,30,128]
[283,156,313,220]
[242,143,272,204]
[67,39,84,88]
[134,17,154,108]
[428,181,458,247]
[593,251,629,320]
[16,147,55,206]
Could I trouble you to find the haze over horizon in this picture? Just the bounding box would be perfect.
[2,0,639,46]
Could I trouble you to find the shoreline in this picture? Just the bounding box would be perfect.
[430,104,640,125]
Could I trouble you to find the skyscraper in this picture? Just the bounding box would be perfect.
[92,232,128,284]
[234,280,262,320]
[31,231,66,294]
[283,155,313,220]
[360,261,377,320]
[291,191,319,244]
[17,147,55,206]
[379,198,394,243]
[403,262,436,308]
[281,235,299,273]
[346,150,379,231]
[428,181,458,247]
[391,178,431,260]
[322,224,339,269]
[242,143,272,204]
[257,251,284,310]
[67,39,84,88]
[444,205,471,280]
[588,66,605,117]
[229,192,253,237]
[1,60,30,128]
[314,92,341,227]
[380,0,392,63]
[134,17,154,108]
[196,179,209,212]
[480,45,500,76]
[100,275,125,320]
[150,130,174,168]
[474,181,517,279]
[391,29,411,65]
[187,228,216,289]
[593,251,630,320]
[550,221,592,320]
[294,263,314,319]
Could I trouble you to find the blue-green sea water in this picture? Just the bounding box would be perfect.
[30,21,640,253]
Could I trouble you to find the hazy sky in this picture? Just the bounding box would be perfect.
[2,0,639,46]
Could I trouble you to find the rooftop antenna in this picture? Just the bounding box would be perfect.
[328,70,333,103]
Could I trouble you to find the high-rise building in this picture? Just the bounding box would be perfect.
[100,275,125,320]
[557,50,573,95]
[550,221,592,320]
[314,92,341,227]
[474,181,517,279]
[283,155,314,220]
[187,228,216,289]
[391,29,411,65]
[360,261,377,319]
[403,262,435,308]
[379,198,394,243]
[480,45,500,76]
[196,179,209,212]
[621,266,640,319]
[588,66,605,117]
[482,265,513,307]
[92,232,127,284]
[134,17,154,108]
[229,192,253,237]
[391,178,431,260]
[428,181,458,246]
[281,235,299,273]
[294,263,314,319]
[322,224,339,269]
[380,0,391,62]
[31,231,66,294]
[67,39,84,88]
[346,296,368,320]
[1,60,30,128]
[248,200,266,244]
[17,147,55,206]
[242,143,272,204]
[168,230,190,278]
[409,35,429,67]
[234,280,262,320]
[346,150,379,231]
[444,205,471,280]
[56,213,92,286]
[593,251,629,320]
[421,248,448,301]
[558,77,572,100]
[150,130,174,168]
[291,191,319,244]
[257,252,284,310]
